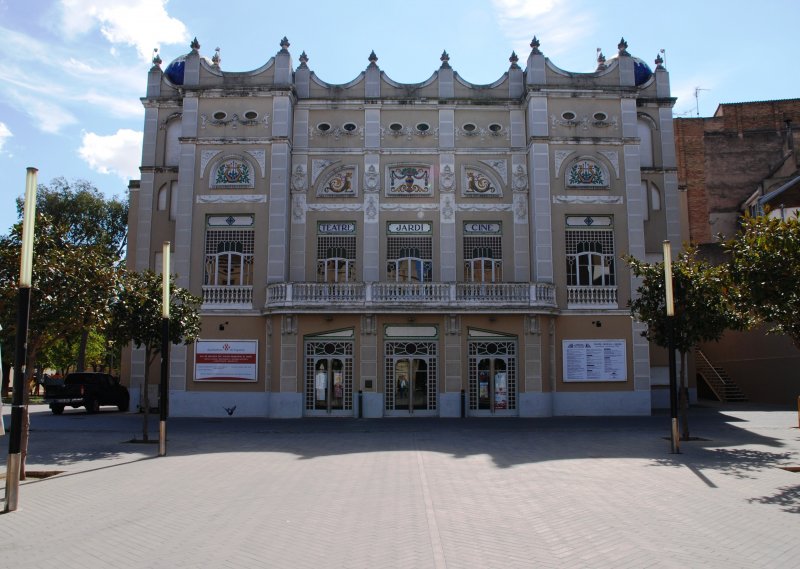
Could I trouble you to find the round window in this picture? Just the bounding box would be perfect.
[317,122,332,132]
[593,112,608,121]
[389,123,403,132]
[213,111,227,120]
[243,110,258,120]
[343,122,357,132]
[463,123,477,132]
[561,111,576,121]
[488,123,503,133]
[416,122,430,132]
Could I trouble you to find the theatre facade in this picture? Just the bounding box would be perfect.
[125,36,681,417]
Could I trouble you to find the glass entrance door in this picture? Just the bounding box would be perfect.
[305,340,354,416]
[469,340,516,415]
[385,341,437,416]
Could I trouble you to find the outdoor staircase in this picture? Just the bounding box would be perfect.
[694,348,748,402]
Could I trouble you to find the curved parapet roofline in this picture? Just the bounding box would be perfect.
[381,70,439,90]
[199,56,277,78]
[453,71,509,89]
[544,57,619,79]
[310,71,366,89]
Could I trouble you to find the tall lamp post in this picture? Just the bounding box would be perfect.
[5,167,38,512]
[159,242,170,457]
[663,240,680,454]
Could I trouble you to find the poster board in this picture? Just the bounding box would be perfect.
[195,340,258,382]
[563,339,627,382]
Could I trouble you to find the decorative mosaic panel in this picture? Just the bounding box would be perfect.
[318,167,357,197]
[211,157,254,189]
[567,160,607,188]
[464,168,499,196]
[387,166,432,196]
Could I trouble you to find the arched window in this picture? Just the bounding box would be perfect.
[164,119,181,167]
[157,183,168,211]
[637,119,654,168]
[566,231,616,286]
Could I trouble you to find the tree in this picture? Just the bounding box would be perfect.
[725,212,800,349]
[109,269,201,441]
[626,247,743,439]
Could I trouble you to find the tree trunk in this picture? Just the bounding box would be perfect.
[76,326,90,372]
[679,350,691,441]
[19,345,40,480]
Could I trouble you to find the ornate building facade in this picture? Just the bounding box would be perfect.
[126,36,679,417]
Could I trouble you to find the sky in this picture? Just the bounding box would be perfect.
[0,0,797,236]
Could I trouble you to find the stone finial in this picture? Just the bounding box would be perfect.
[655,49,665,69]
[509,51,519,68]
[280,37,290,52]
[152,48,162,67]
[368,50,378,67]
[440,50,451,68]
[190,37,200,52]
[299,51,309,68]
[617,37,629,56]
[212,47,221,67]
[596,48,606,70]
[530,36,541,54]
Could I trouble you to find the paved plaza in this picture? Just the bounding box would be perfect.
[1,403,799,568]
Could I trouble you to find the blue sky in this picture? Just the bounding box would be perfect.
[0,0,797,236]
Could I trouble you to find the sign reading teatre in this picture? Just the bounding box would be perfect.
[318,222,356,234]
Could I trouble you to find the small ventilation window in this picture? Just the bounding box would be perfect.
[561,111,576,121]
[416,122,430,132]
[243,110,258,120]
[317,122,332,132]
[488,123,503,133]
[343,122,357,132]
[463,123,477,132]
[389,123,403,132]
[593,112,608,121]
[213,111,227,120]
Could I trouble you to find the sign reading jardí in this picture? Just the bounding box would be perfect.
[388,222,432,234]
[195,340,258,382]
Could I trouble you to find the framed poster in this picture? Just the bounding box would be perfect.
[563,340,627,382]
[195,340,258,382]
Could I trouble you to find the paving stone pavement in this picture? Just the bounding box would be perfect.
[1,403,800,568]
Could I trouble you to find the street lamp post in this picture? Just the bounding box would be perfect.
[663,240,680,454]
[159,242,170,457]
[5,167,38,512]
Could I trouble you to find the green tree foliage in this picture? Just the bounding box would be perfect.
[725,212,800,349]
[109,269,201,441]
[626,247,743,438]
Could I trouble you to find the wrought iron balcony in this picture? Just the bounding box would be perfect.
[265,282,558,312]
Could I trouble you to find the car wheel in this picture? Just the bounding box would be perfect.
[85,398,100,414]
[50,404,64,415]
[118,395,130,412]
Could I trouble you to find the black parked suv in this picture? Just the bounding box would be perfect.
[44,372,130,414]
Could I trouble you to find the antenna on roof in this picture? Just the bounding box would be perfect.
[694,87,710,117]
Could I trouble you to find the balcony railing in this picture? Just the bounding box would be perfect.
[265,282,558,311]
[202,285,253,309]
[566,285,618,308]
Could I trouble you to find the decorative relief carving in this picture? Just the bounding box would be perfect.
[552,195,624,204]
[361,314,377,336]
[364,194,379,221]
[200,113,270,129]
[200,150,222,179]
[599,150,620,178]
[364,164,380,192]
[196,195,267,204]
[380,125,439,141]
[554,150,574,176]
[550,114,618,130]
[512,164,528,192]
[309,124,364,140]
[480,160,507,184]
[244,150,266,178]
[455,203,513,212]
[291,164,307,192]
[455,126,509,142]
[282,314,297,336]
[513,193,528,221]
[387,165,432,196]
[312,159,338,185]
[292,193,307,222]
[440,164,456,191]
[440,194,455,222]
[526,315,541,336]
[306,203,363,212]
[380,203,439,211]
[445,315,461,336]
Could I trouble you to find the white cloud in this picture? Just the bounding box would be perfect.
[0,122,12,152]
[60,0,189,61]
[79,129,143,180]
[82,91,144,118]
[6,92,79,134]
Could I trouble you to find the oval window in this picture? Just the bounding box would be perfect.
[243,110,258,120]
[343,122,357,132]
[317,122,332,132]
[463,123,477,132]
[416,122,430,132]
[561,111,576,121]
[213,111,227,120]
[488,123,502,133]
[389,123,403,132]
[593,112,608,121]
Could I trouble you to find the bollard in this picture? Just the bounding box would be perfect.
[358,390,363,419]
[460,389,466,418]
[797,396,799,429]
